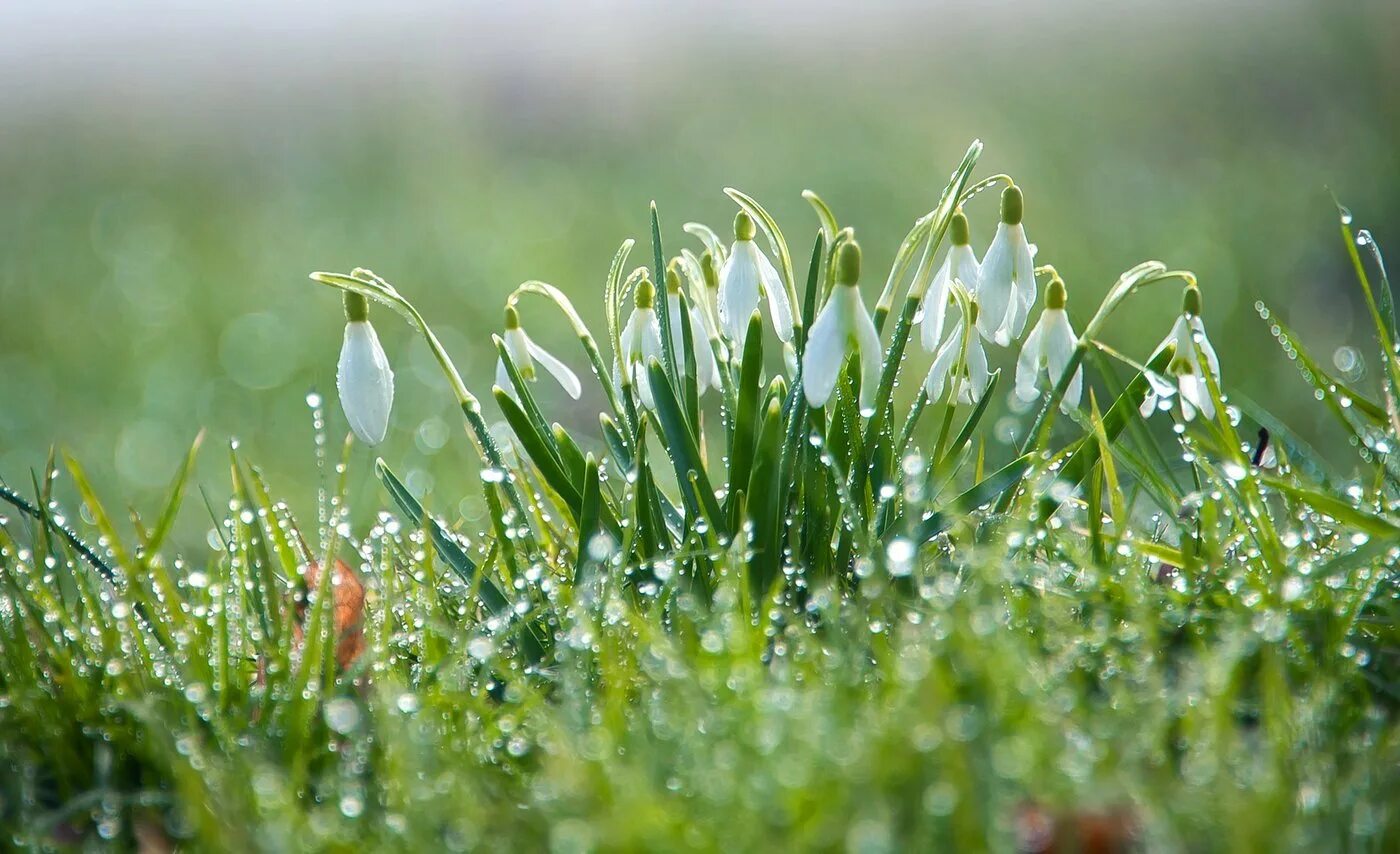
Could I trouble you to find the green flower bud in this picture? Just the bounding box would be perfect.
[503,304,521,330]
[700,250,719,290]
[343,291,369,323]
[734,211,756,242]
[1045,276,1067,310]
[635,277,656,310]
[1000,185,1024,226]
[665,265,682,295]
[1182,284,1202,317]
[837,240,862,286]
[951,210,971,246]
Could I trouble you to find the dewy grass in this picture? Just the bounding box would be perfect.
[2,141,1400,850]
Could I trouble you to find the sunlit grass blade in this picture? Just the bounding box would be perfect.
[726,311,765,526]
[374,458,510,616]
[1034,344,1174,522]
[142,429,205,556]
[644,359,725,534]
[911,454,1033,543]
[574,455,605,583]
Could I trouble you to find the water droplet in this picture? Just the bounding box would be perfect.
[324,698,360,734]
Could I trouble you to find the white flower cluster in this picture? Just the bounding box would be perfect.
[334,186,1221,446]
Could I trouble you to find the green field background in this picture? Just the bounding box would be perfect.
[1,0,1397,541]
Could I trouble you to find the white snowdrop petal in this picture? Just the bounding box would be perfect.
[921,263,952,353]
[1190,316,1221,381]
[853,301,883,413]
[495,358,513,397]
[757,250,794,343]
[924,328,962,400]
[528,338,583,400]
[337,321,395,446]
[1139,392,1158,419]
[1014,322,1045,402]
[977,224,1014,341]
[966,336,990,400]
[802,310,846,407]
[717,242,762,342]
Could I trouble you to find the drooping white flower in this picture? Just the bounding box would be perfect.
[921,209,981,354]
[665,267,721,392]
[694,250,725,342]
[925,302,990,405]
[336,292,395,446]
[616,277,664,408]
[1014,276,1083,413]
[717,211,795,345]
[977,185,1037,347]
[1140,285,1221,421]
[495,305,582,400]
[803,241,882,413]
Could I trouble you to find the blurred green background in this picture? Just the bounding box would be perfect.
[2,0,1397,542]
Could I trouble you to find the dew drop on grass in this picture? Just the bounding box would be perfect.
[340,795,364,818]
[324,698,360,734]
[886,538,915,577]
[468,636,495,661]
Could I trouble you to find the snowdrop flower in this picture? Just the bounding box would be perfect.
[1014,276,1083,413]
[665,267,721,392]
[977,185,1037,347]
[717,211,795,345]
[1140,284,1221,421]
[617,277,664,408]
[694,251,724,342]
[336,292,395,446]
[803,241,882,412]
[495,305,582,400]
[920,209,980,353]
[925,302,990,405]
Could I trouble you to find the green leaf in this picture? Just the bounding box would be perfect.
[726,311,765,527]
[650,202,680,388]
[801,189,839,241]
[600,413,634,474]
[645,359,726,532]
[745,397,787,596]
[493,387,583,523]
[1260,474,1400,538]
[375,458,510,615]
[494,335,567,469]
[574,455,605,583]
[1035,344,1176,522]
[912,454,1034,543]
[936,371,1001,470]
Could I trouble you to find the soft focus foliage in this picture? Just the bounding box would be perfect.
[1,0,1397,539]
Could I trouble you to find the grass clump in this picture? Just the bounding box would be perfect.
[2,142,1399,850]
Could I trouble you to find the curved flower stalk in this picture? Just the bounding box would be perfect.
[1141,284,1221,420]
[617,277,664,408]
[665,267,721,392]
[920,210,981,354]
[510,278,633,440]
[495,305,582,400]
[1015,276,1083,413]
[680,250,724,346]
[717,211,795,345]
[978,185,1037,346]
[803,241,882,413]
[926,302,990,405]
[308,268,535,536]
[336,292,395,446]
